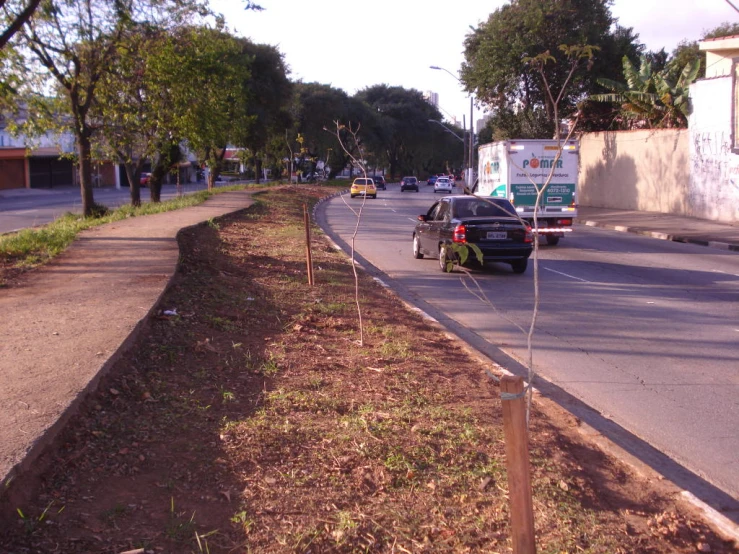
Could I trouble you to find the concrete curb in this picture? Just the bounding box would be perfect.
[578,219,739,252]
[314,193,739,545]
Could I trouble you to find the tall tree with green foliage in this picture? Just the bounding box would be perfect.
[355,85,444,177]
[6,0,208,216]
[461,0,641,137]
[234,40,293,184]
[93,25,163,206]
[160,25,253,191]
[292,83,374,178]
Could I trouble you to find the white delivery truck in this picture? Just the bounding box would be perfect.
[475,139,578,245]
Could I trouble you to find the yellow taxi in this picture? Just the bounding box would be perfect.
[350,177,377,199]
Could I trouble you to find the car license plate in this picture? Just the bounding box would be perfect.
[487,231,507,240]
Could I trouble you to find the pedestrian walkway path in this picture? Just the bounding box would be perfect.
[577,206,739,252]
[0,191,256,487]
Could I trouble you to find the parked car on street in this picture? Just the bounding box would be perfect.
[350,177,377,198]
[372,175,386,190]
[400,176,419,192]
[434,177,453,194]
[427,175,438,186]
[140,172,152,187]
[412,196,533,273]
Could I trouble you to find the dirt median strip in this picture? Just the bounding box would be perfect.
[1,186,735,553]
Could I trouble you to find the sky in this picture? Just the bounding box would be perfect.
[210,0,739,131]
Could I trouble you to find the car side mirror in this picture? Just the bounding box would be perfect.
[418,215,427,222]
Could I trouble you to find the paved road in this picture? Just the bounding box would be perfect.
[317,183,739,508]
[0,183,237,234]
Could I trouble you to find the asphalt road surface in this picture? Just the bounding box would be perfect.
[317,181,739,508]
[0,183,217,234]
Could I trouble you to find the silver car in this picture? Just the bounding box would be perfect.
[433,177,453,194]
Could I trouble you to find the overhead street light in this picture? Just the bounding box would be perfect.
[429,65,475,186]
[428,119,464,143]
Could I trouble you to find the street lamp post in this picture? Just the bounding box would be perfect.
[430,65,475,186]
[428,119,464,143]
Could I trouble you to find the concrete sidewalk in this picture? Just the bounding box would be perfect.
[577,206,739,252]
[0,190,256,488]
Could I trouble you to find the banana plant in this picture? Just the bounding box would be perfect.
[591,55,700,128]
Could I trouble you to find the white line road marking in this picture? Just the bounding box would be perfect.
[15,210,39,215]
[544,267,591,282]
[407,218,417,223]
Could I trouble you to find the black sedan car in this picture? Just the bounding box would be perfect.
[372,175,387,190]
[400,176,419,192]
[412,196,533,273]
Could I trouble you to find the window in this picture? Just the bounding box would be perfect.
[436,201,451,221]
[733,58,739,153]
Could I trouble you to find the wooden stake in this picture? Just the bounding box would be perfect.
[501,375,536,553]
[304,204,314,286]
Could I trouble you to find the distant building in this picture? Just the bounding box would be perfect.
[423,91,439,108]
[476,113,492,134]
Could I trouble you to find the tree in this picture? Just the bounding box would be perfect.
[478,107,551,141]
[461,0,640,135]
[669,22,739,81]
[7,0,208,216]
[355,85,445,177]
[0,0,41,50]
[161,25,253,191]
[292,83,373,178]
[234,41,292,184]
[592,55,700,129]
[93,24,163,207]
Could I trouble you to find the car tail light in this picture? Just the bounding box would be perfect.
[453,224,466,243]
[524,226,534,243]
[556,219,572,226]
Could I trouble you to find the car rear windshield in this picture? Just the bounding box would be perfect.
[354,179,372,185]
[453,198,517,218]
[405,177,417,183]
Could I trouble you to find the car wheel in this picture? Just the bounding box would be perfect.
[372,195,377,199]
[511,259,528,274]
[350,194,356,198]
[546,235,560,246]
[439,243,454,272]
[413,235,424,259]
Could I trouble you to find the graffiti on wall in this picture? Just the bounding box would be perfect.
[690,130,739,220]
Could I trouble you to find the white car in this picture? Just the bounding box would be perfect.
[434,177,453,194]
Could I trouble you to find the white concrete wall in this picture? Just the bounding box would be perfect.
[689,77,739,223]
[579,129,691,213]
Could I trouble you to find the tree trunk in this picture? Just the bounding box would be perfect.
[122,161,142,207]
[149,154,167,202]
[255,158,262,184]
[77,133,95,217]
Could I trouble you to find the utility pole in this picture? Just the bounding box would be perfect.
[469,96,474,186]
